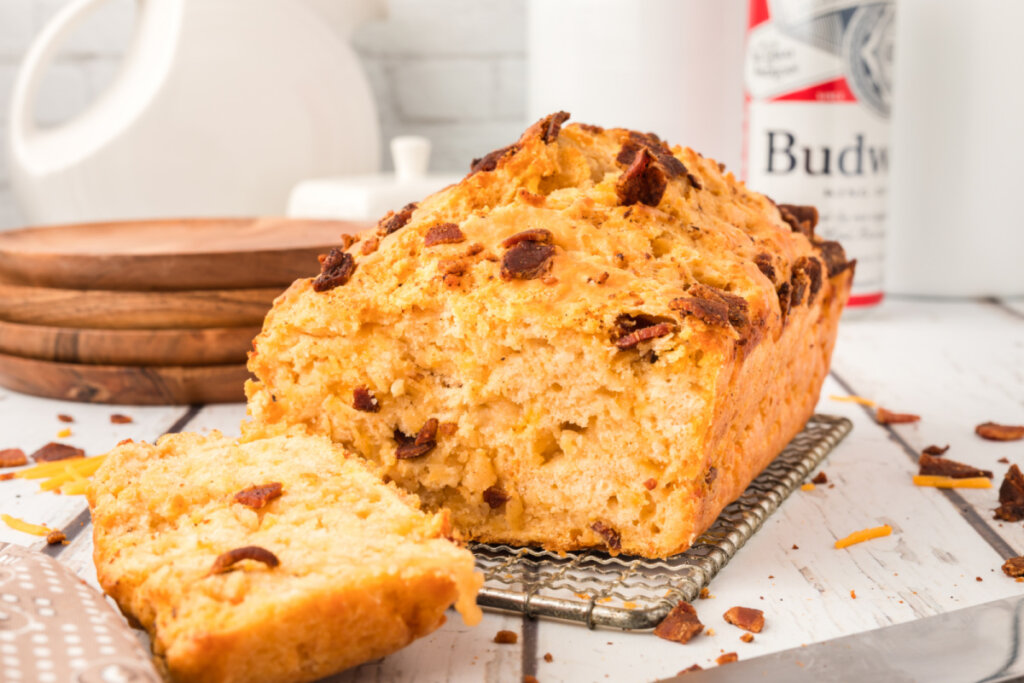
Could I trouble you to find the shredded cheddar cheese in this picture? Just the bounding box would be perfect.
[61,480,90,496]
[1,513,52,536]
[800,482,815,491]
[912,475,992,489]
[57,428,71,438]
[834,524,893,549]
[8,455,107,496]
[828,394,877,407]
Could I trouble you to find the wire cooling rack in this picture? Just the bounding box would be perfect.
[471,414,853,630]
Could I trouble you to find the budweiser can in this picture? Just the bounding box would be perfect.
[743,0,895,308]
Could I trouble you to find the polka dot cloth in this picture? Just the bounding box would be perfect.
[0,542,159,682]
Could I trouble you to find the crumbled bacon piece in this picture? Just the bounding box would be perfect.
[716,653,738,665]
[57,414,73,423]
[705,468,718,486]
[995,464,1024,522]
[360,236,379,255]
[875,407,920,425]
[811,471,828,485]
[791,256,824,304]
[643,478,658,491]
[46,530,66,545]
[918,453,992,479]
[778,204,818,238]
[543,653,554,663]
[723,606,765,633]
[31,442,84,463]
[312,248,356,292]
[740,633,754,643]
[424,223,466,247]
[616,147,667,207]
[615,322,674,350]
[654,603,704,644]
[612,314,675,350]
[439,421,458,437]
[470,144,518,173]
[923,444,950,456]
[110,414,133,424]
[353,386,380,413]
[378,202,417,235]
[1002,556,1024,577]
[501,229,553,249]
[976,422,1024,442]
[233,482,283,510]
[0,449,27,468]
[493,630,518,644]
[670,283,750,333]
[753,253,777,283]
[483,486,509,509]
[395,419,439,459]
[338,234,356,250]
[501,242,555,281]
[815,240,854,277]
[210,546,280,574]
[538,110,570,143]
[590,521,621,551]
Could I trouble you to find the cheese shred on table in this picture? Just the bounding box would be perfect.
[9,455,107,495]
[834,524,893,549]
[1,513,52,536]
[828,394,877,407]
[912,475,992,489]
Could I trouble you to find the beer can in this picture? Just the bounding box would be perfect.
[743,0,896,308]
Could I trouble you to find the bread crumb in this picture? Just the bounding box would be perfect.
[110,414,134,424]
[716,652,738,665]
[46,529,67,545]
[740,633,754,643]
[57,414,74,423]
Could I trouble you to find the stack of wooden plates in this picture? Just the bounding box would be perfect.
[0,218,369,404]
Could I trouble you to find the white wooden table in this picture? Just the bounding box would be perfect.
[2,297,1022,682]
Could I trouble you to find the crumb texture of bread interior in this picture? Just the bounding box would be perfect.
[246,113,853,558]
[87,432,482,683]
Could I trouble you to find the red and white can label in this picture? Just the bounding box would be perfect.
[743,0,895,307]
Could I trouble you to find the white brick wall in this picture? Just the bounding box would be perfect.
[0,0,527,230]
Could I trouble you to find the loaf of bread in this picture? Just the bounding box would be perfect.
[246,112,853,558]
[87,432,482,683]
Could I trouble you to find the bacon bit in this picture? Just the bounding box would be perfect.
[913,475,991,489]
[923,444,950,456]
[57,414,74,423]
[378,202,417,235]
[524,676,539,683]
[828,394,877,407]
[753,253,776,283]
[811,471,828,485]
[977,576,983,582]
[1002,556,1024,578]
[538,110,571,143]
[776,281,792,320]
[918,453,992,479]
[678,664,703,675]
[778,204,818,238]
[654,602,704,644]
[110,413,133,424]
[518,189,546,207]
[395,419,439,459]
[337,233,356,250]
[483,486,509,509]
[723,606,764,633]
[209,546,280,574]
[995,464,1024,521]
[360,236,380,255]
[353,386,380,413]
[643,478,658,491]
[998,457,1010,464]
[0,449,27,468]
[800,483,815,492]
[0,473,15,481]
[493,630,518,644]
[850,590,857,599]
[233,482,283,510]
[792,256,824,303]
[501,229,553,249]
[590,521,621,551]
[470,144,518,173]
[716,653,738,666]
[792,544,799,550]
[543,653,554,663]
[46,529,67,545]
[56,428,71,438]
[875,407,921,425]
[616,147,667,207]
[670,283,750,333]
[815,240,854,277]
[312,248,356,292]
[615,322,674,350]
[31,442,84,463]
[976,422,1024,442]
[464,243,485,257]
[424,223,466,247]
[501,242,555,281]
[834,524,893,549]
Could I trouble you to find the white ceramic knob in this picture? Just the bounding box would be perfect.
[390,136,431,183]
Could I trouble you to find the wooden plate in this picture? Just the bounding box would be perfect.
[0,217,371,291]
[0,353,249,404]
[0,320,259,366]
[0,284,280,329]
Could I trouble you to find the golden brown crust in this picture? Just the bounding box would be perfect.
[245,113,852,558]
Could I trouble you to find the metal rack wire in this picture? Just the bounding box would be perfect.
[471,414,853,630]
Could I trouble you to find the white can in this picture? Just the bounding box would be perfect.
[743,0,896,308]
